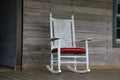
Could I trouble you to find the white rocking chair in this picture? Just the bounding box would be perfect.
[46,13,92,73]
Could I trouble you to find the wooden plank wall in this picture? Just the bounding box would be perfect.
[23,0,120,69]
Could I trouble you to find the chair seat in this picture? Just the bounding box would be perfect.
[52,48,86,54]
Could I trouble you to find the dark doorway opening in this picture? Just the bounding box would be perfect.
[0,0,22,71]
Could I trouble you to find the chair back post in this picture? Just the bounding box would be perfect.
[50,13,53,38]
[71,15,76,47]
[50,13,53,50]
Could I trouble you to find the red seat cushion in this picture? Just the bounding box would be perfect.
[52,48,86,54]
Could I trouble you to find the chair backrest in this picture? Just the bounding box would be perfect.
[50,13,76,48]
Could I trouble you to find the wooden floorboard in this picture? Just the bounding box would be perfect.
[0,69,120,80]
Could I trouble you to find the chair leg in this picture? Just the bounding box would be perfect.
[74,55,77,70]
[86,54,90,72]
[51,53,53,70]
[58,57,61,72]
[86,55,90,72]
[46,53,61,73]
[46,65,61,73]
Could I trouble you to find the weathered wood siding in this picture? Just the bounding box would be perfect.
[23,0,120,69]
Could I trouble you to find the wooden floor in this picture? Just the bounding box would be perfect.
[0,69,120,80]
[0,66,14,72]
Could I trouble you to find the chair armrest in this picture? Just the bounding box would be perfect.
[50,38,61,50]
[50,38,60,41]
[84,38,93,41]
[76,38,93,42]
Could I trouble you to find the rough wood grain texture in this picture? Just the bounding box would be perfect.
[23,0,120,69]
